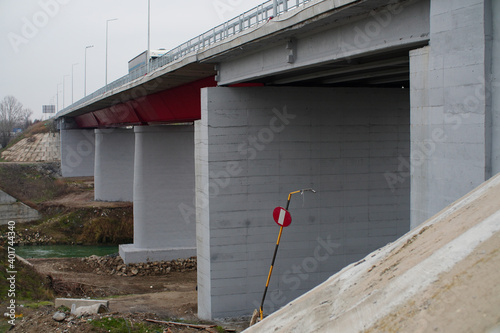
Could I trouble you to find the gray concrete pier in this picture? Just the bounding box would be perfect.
[119,125,196,264]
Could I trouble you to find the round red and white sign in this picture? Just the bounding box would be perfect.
[273,207,292,227]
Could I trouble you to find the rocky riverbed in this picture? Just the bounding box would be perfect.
[82,254,197,276]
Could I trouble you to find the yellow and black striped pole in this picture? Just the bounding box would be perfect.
[259,189,316,321]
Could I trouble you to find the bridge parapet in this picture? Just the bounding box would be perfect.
[57,0,316,119]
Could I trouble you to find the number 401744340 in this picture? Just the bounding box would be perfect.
[7,220,15,247]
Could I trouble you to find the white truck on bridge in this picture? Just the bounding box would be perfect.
[128,49,167,73]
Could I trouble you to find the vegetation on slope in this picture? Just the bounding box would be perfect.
[0,163,68,208]
[0,119,56,155]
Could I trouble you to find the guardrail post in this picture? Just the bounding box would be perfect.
[283,0,288,12]
[273,0,278,17]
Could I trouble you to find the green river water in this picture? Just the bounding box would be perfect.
[15,245,119,258]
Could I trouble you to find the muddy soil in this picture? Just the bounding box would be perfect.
[6,257,248,333]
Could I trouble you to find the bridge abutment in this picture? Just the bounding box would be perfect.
[196,86,410,319]
[409,0,498,228]
[94,128,135,202]
[119,125,196,264]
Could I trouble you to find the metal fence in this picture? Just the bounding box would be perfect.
[58,0,315,115]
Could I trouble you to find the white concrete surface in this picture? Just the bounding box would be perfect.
[243,173,500,332]
[94,128,134,202]
[196,86,410,319]
[119,125,196,264]
[0,190,40,225]
[409,0,496,227]
[60,129,95,178]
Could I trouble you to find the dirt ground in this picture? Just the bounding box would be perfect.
[0,170,247,332]
[41,177,132,209]
[30,257,198,316]
[7,257,247,333]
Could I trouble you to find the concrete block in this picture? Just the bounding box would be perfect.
[119,244,196,264]
[55,298,109,309]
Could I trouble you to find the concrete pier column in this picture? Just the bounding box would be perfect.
[491,0,500,175]
[409,0,498,228]
[119,125,196,264]
[196,86,410,319]
[94,128,134,202]
[60,129,95,178]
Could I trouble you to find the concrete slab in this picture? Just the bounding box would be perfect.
[119,244,196,264]
[0,190,40,225]
[54,298,109,310]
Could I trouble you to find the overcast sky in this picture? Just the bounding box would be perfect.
[0,0,265,119]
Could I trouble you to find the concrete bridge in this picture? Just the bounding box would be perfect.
[56,0,500,319]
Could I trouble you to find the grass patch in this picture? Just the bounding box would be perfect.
[0,321,12,333]
[89,317,164,333]
[0,246,54,302]
[0,206,133,246]
[10,207,134,245]
[162,317,203,325]
[0,164,133,246]
[24,301,54,309]
[0,163,68,207]
[57,305,70,312]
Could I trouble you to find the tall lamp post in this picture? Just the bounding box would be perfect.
[56,83,62,112]
[71,63,78,104]
[147,0,151,73]
[84,45,94,96]
[63,74,70,108]
[106,18,118,86]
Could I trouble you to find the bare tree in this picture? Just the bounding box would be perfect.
[0,95,33,147]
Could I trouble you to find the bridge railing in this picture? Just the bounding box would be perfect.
[58,0,314,116]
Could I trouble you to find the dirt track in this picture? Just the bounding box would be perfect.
[29,257,198,319]
[8,257,247,332]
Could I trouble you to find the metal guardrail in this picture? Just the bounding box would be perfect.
[58,0,314,116]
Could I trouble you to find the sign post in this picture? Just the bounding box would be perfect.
[256,188,316,323]
[42,105,55,114]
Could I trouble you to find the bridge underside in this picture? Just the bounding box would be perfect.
[57,0,499,320]
[74,77,217,128]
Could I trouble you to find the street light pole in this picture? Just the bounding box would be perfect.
[84,45,94,96]
[63,75,70,108]
[72,63,78,104]
[106,18,118,86]
[147,0,151,73]
[57,83,62,112]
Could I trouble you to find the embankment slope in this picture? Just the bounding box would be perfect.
[245,173,500,332]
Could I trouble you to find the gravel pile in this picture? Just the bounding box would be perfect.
[82,254,197,276]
